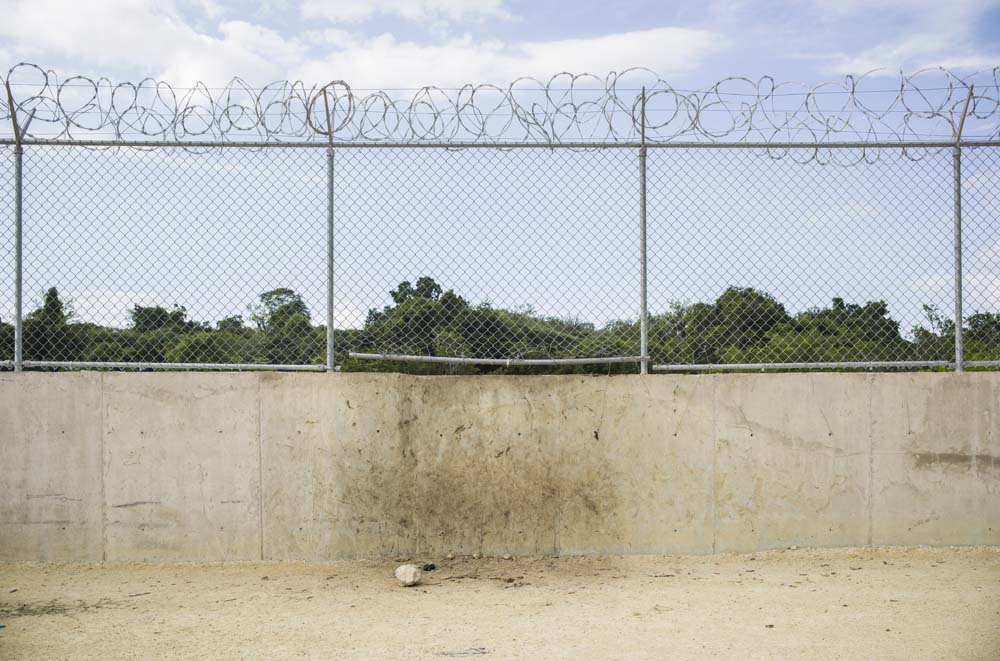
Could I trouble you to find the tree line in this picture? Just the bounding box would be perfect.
[2,277,998,373]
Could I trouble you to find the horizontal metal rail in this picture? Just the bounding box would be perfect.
[653,360,953,371]
[349,352,642,366]
[20,361,327,371]
[6,359,996,372]
[1,138,998,150]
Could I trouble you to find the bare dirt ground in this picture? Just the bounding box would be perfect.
[1,547,998,660]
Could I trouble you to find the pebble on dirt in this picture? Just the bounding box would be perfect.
[394,564,422,587]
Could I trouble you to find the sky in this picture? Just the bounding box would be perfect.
[0,0,998,358]
[0,0,998,90]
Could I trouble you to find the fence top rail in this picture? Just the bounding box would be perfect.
[2,138,999,150]
[3,63,999,145]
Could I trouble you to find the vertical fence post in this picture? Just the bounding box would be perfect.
[12,137,22,372]
[953,85,973,373]
[322,90,336,373]
[639,87,649,375]
[5,81,32,373]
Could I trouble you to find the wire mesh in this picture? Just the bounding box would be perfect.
[334,147,641,369]
[18,145,326,367]
[1,141,997,372]
[646,147,955,368]
[962,146,1000,366]
[1,146,13,366]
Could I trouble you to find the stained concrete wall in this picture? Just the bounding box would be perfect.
[1,372,997,561]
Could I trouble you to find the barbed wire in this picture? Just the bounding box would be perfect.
[2,62,999,146]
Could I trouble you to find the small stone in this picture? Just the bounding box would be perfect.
[472,553,482,560]
[422,563,436,572]
[788,546,798,551]
[394,564,422,587]
[502,554,513,560]
[445,553,456,560]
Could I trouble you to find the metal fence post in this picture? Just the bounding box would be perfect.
[639,87,649,375]
[953,85,973,373]
[323,90,336,373]
[5,81,33,373]
[12,141,22,372]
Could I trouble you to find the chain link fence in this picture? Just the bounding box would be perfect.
[335,147,641,370]
[963,146,1000,367]
[2,66,999,373]
[16,145,327,369]
[647,147,956,369]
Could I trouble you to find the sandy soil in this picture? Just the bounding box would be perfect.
[1,547,998,660]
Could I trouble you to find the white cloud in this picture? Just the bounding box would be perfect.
[295,27,720,87]
[824,32,1000,75]
[186,0,225,19]
[810,0,1000,74]
[0,1,720,88]
[519,28,719,78]
[0,0,305,85]
[300,0,510,24]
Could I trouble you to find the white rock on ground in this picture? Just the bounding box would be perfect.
[394,564,422,587]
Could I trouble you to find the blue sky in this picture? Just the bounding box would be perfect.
[1,0,998,89]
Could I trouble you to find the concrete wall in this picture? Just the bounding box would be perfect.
[1,372,997,561]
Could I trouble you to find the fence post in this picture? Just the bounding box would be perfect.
[323,90,336,373]
[639,87,649,375]
[5,81,33,373]
[953,85,973,374]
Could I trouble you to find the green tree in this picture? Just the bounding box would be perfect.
[9,278,993,374]
[966,312,1000,349]
[0,319,13,362]
[247,289,319,364]
[391,277,443,305]
[130,304,201,333]
[23,288,87,362]
[911,304,954,361]
[217,315,245,332]
[249,289,310,333]
[166,332,246,364]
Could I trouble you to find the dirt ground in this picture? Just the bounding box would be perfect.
[1,547,998,660]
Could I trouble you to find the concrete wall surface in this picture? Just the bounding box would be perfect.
[1,372,997,561]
